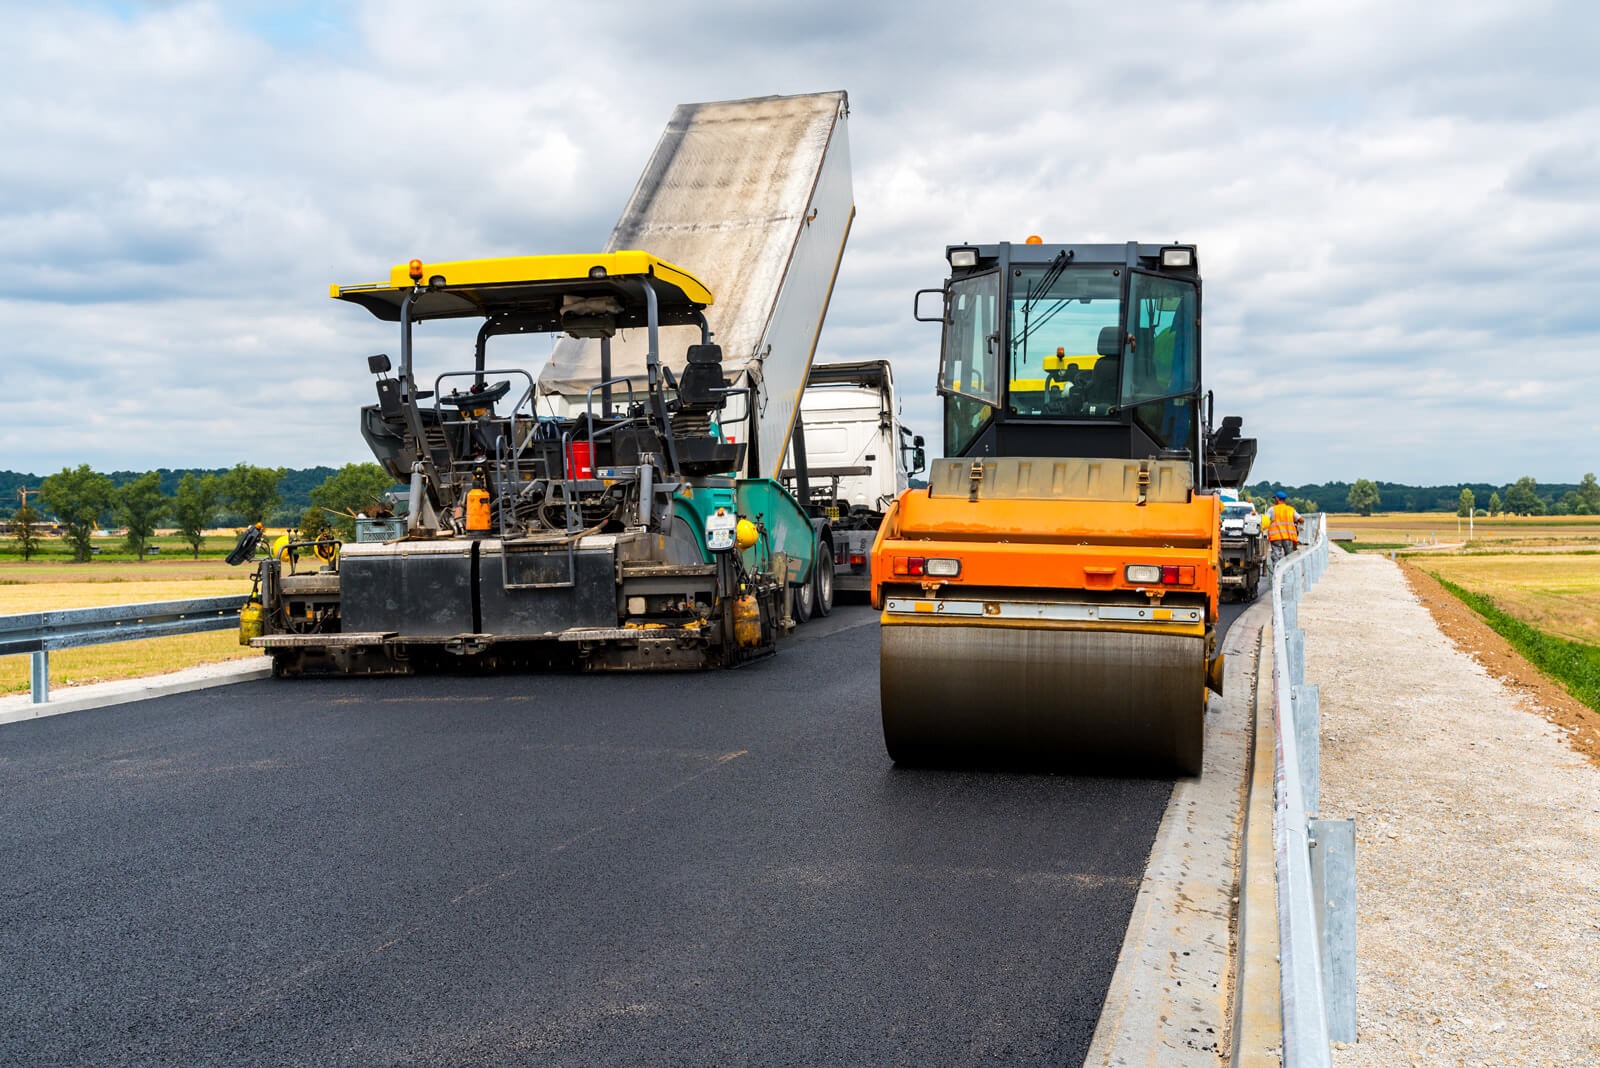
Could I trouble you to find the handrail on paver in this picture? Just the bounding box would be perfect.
[0,596,244,705]
[1270,513,1357,1065]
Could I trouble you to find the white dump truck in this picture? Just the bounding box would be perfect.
[782,359,925,595]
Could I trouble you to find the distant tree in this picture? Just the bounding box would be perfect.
[1288,497,1318,514]
[1502,476,1544,516]
[40,465,114,562]
[1576,473,1600,515]
[115,472,166,560]
[1457,487,1475,517]
[12,501,41,560]
[1487,491,1502,516]
[1347,479,1380,516]
[309,463,393,539]
[171,473,220,559]
[298,506,330,539]
[220,464,286,527]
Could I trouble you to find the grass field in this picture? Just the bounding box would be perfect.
[0,557,259,697]
[1333,513,1600,714]
[0,531,244,564]
[1321,514,1600,646]
[1326,512,1600,551]
[1412,554,1600,647]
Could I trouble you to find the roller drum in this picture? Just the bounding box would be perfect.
[880,623,1205,776]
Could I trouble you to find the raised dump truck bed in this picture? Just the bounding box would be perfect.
[538,91,854,481]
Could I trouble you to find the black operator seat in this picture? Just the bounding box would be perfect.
[1083,325,1123,411]
[1213,415,1243,452]
[676,343,730,412]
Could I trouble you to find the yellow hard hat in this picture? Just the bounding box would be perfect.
[735,518,759,550]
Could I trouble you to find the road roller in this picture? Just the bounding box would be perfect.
[872,240,1255,775]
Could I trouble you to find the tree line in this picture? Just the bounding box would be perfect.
[1246,475,1600,517]
[1,463,396,562]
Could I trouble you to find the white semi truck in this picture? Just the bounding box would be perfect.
[783,359,925,595]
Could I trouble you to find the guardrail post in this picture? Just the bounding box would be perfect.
[1309,817,1358,1042]
[1294,683,1320,814]
[1286,628,1306,689]
[32,650,50,704]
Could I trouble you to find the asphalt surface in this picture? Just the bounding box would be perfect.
[0,600,1249,1066]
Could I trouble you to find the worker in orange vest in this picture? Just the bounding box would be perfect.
[1266,490,1300,564]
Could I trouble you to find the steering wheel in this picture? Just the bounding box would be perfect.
[440,379,512,411]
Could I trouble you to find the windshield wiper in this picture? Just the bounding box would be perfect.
[1012,249,1073,364]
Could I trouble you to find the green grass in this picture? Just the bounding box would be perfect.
[1430,573,1600,714]
[0,534,230,563]
[1339,540,1411,552]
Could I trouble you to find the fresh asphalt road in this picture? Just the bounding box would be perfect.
[1,599,1249,1066]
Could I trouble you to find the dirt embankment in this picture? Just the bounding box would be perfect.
[1398,559,1600,768]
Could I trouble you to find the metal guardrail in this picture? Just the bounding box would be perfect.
[0,596,243,705]
[1271,514,1357,1065]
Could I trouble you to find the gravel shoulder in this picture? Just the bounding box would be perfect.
[1300,551,1600,1066]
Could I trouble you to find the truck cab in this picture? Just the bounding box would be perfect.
[783,359,926,594]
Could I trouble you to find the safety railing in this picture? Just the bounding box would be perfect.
[1271,513,1357,1065]
[0,596,243,705]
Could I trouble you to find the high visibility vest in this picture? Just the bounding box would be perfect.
[1267,503,1299,542]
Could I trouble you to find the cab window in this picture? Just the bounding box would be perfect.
[1005,266,1123,418]
[939,272,1000,454]
[1124,273,1199,451]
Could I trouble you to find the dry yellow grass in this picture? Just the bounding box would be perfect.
[0,560,259,696]
[1321,515,1600,648]
[1326,512,1600,549]
[1414,553,1600,646]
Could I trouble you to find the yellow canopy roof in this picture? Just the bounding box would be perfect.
[330,250,714,326]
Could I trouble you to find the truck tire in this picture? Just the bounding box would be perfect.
[813,549,835,617]
[793,579,813,623]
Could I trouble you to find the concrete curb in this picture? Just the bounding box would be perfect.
[1232,622,1284,1065]
[0,658,274,727]
[1086,598,1273,1066]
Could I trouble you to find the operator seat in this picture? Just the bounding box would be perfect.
[1086,356,1120,411]
[1084,325,1123,411]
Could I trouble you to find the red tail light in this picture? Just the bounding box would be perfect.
[1128,563,1198,586]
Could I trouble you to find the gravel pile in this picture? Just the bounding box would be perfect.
[1299,551,1600,1066]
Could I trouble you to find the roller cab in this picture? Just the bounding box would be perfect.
[876,241,1250,775]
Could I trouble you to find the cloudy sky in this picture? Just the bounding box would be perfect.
[4,0,1596,486]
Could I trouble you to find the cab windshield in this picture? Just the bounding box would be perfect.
[1006,266,1124,418]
